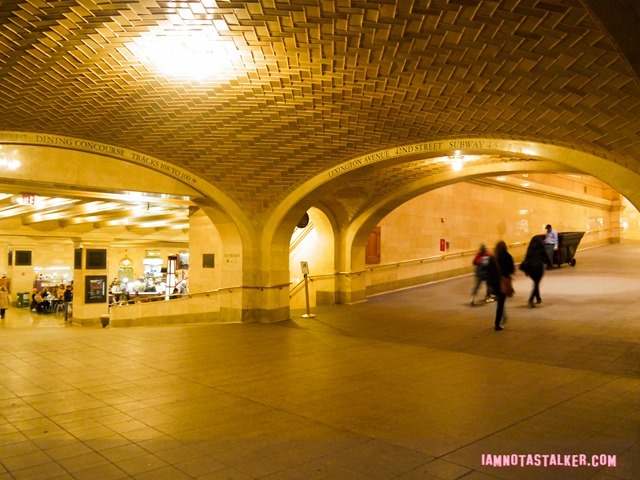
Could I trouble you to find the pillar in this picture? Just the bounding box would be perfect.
[335,233,368,304]
[610,195,623,244]
[72,242,110,325]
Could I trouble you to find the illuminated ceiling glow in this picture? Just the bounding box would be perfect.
[0,187,192,233]
[0,146,21,171]
[428,152,483,171]
[448,155,465,172]
[128,28,241,81]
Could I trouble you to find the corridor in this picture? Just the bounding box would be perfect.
[0,242,638,479]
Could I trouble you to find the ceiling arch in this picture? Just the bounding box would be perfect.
[1,0,639,218]
[0,132,249,221]
[0,135,258,249]
[264,137,640,248]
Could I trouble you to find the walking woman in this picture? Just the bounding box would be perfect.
[488,241,515,330]
[0,286,10,319]
[520,235,547,307]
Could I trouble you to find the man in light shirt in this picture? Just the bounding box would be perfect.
[544,224,558,269]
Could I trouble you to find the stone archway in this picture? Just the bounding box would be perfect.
[288,206,337,310]
[0,132,255,323]
[264,138,640,311]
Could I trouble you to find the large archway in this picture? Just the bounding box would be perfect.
[267,138,640,312]
[0,132,256,324]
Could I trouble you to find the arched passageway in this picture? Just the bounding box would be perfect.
[4,133,640,324]
[288,207,336,310]
[281,139,640,311]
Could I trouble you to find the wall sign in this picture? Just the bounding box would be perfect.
[15,250,32,266]
[86,249,107,269]
[202,254,215,268]
[85,275,107,303]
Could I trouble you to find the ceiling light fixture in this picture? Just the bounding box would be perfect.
[447,154,465,172]
[129,28,241,81]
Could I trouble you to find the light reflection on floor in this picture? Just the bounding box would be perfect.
[0,305,71,328]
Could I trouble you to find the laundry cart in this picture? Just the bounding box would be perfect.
[536,231,585,267]
[539,232,584,268]
[556,231,585,267]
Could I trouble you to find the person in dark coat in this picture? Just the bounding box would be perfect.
[470,243,492,306]
[487,240,515,331]
[63,284,73,322]
[520,235,547,307]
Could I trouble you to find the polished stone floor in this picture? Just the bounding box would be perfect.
[0,242,638,479]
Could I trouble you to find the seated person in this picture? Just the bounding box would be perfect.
[34,290,49,313]
[30,288,39,311]
[57,284,66,301]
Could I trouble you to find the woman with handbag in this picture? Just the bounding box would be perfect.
[488,240,515,331]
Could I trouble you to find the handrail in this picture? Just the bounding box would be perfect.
[288,230,616,295]
[289,278,305,295]
[287,241,529,292]
[321,230,611,280]
[339,240,528,276]
[111,282,292,307]
[114,232,607,303]
[290,221,315,253]
[111,229,608,305]
[190,283,292,294]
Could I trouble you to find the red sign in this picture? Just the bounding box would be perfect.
[20,193,35,205]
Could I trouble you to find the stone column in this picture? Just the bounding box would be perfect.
[72,242,110,325]
[0,242,12,304]
[6,241,38,308]
[251,237,291,323]
[610,196,623,244]
[335,232,367,304]
[188,208,253,323]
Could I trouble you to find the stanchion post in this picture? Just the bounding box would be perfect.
[300,261,316,318]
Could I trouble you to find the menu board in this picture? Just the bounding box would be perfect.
[85,275,107,304]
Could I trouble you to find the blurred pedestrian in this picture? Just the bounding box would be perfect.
[488,241,515,331]
[520,235,547,307]
[470,243,492,306]
[0,286,10,319]
[63,284,73,322]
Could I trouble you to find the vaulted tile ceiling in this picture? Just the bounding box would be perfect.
[1,0,639,218]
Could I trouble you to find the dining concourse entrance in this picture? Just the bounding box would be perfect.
[0,137,214,324]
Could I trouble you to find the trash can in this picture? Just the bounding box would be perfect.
[17,291,30,307]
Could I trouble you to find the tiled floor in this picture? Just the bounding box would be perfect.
[0,242,639,479]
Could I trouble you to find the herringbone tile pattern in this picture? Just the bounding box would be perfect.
[1,1,639,214]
